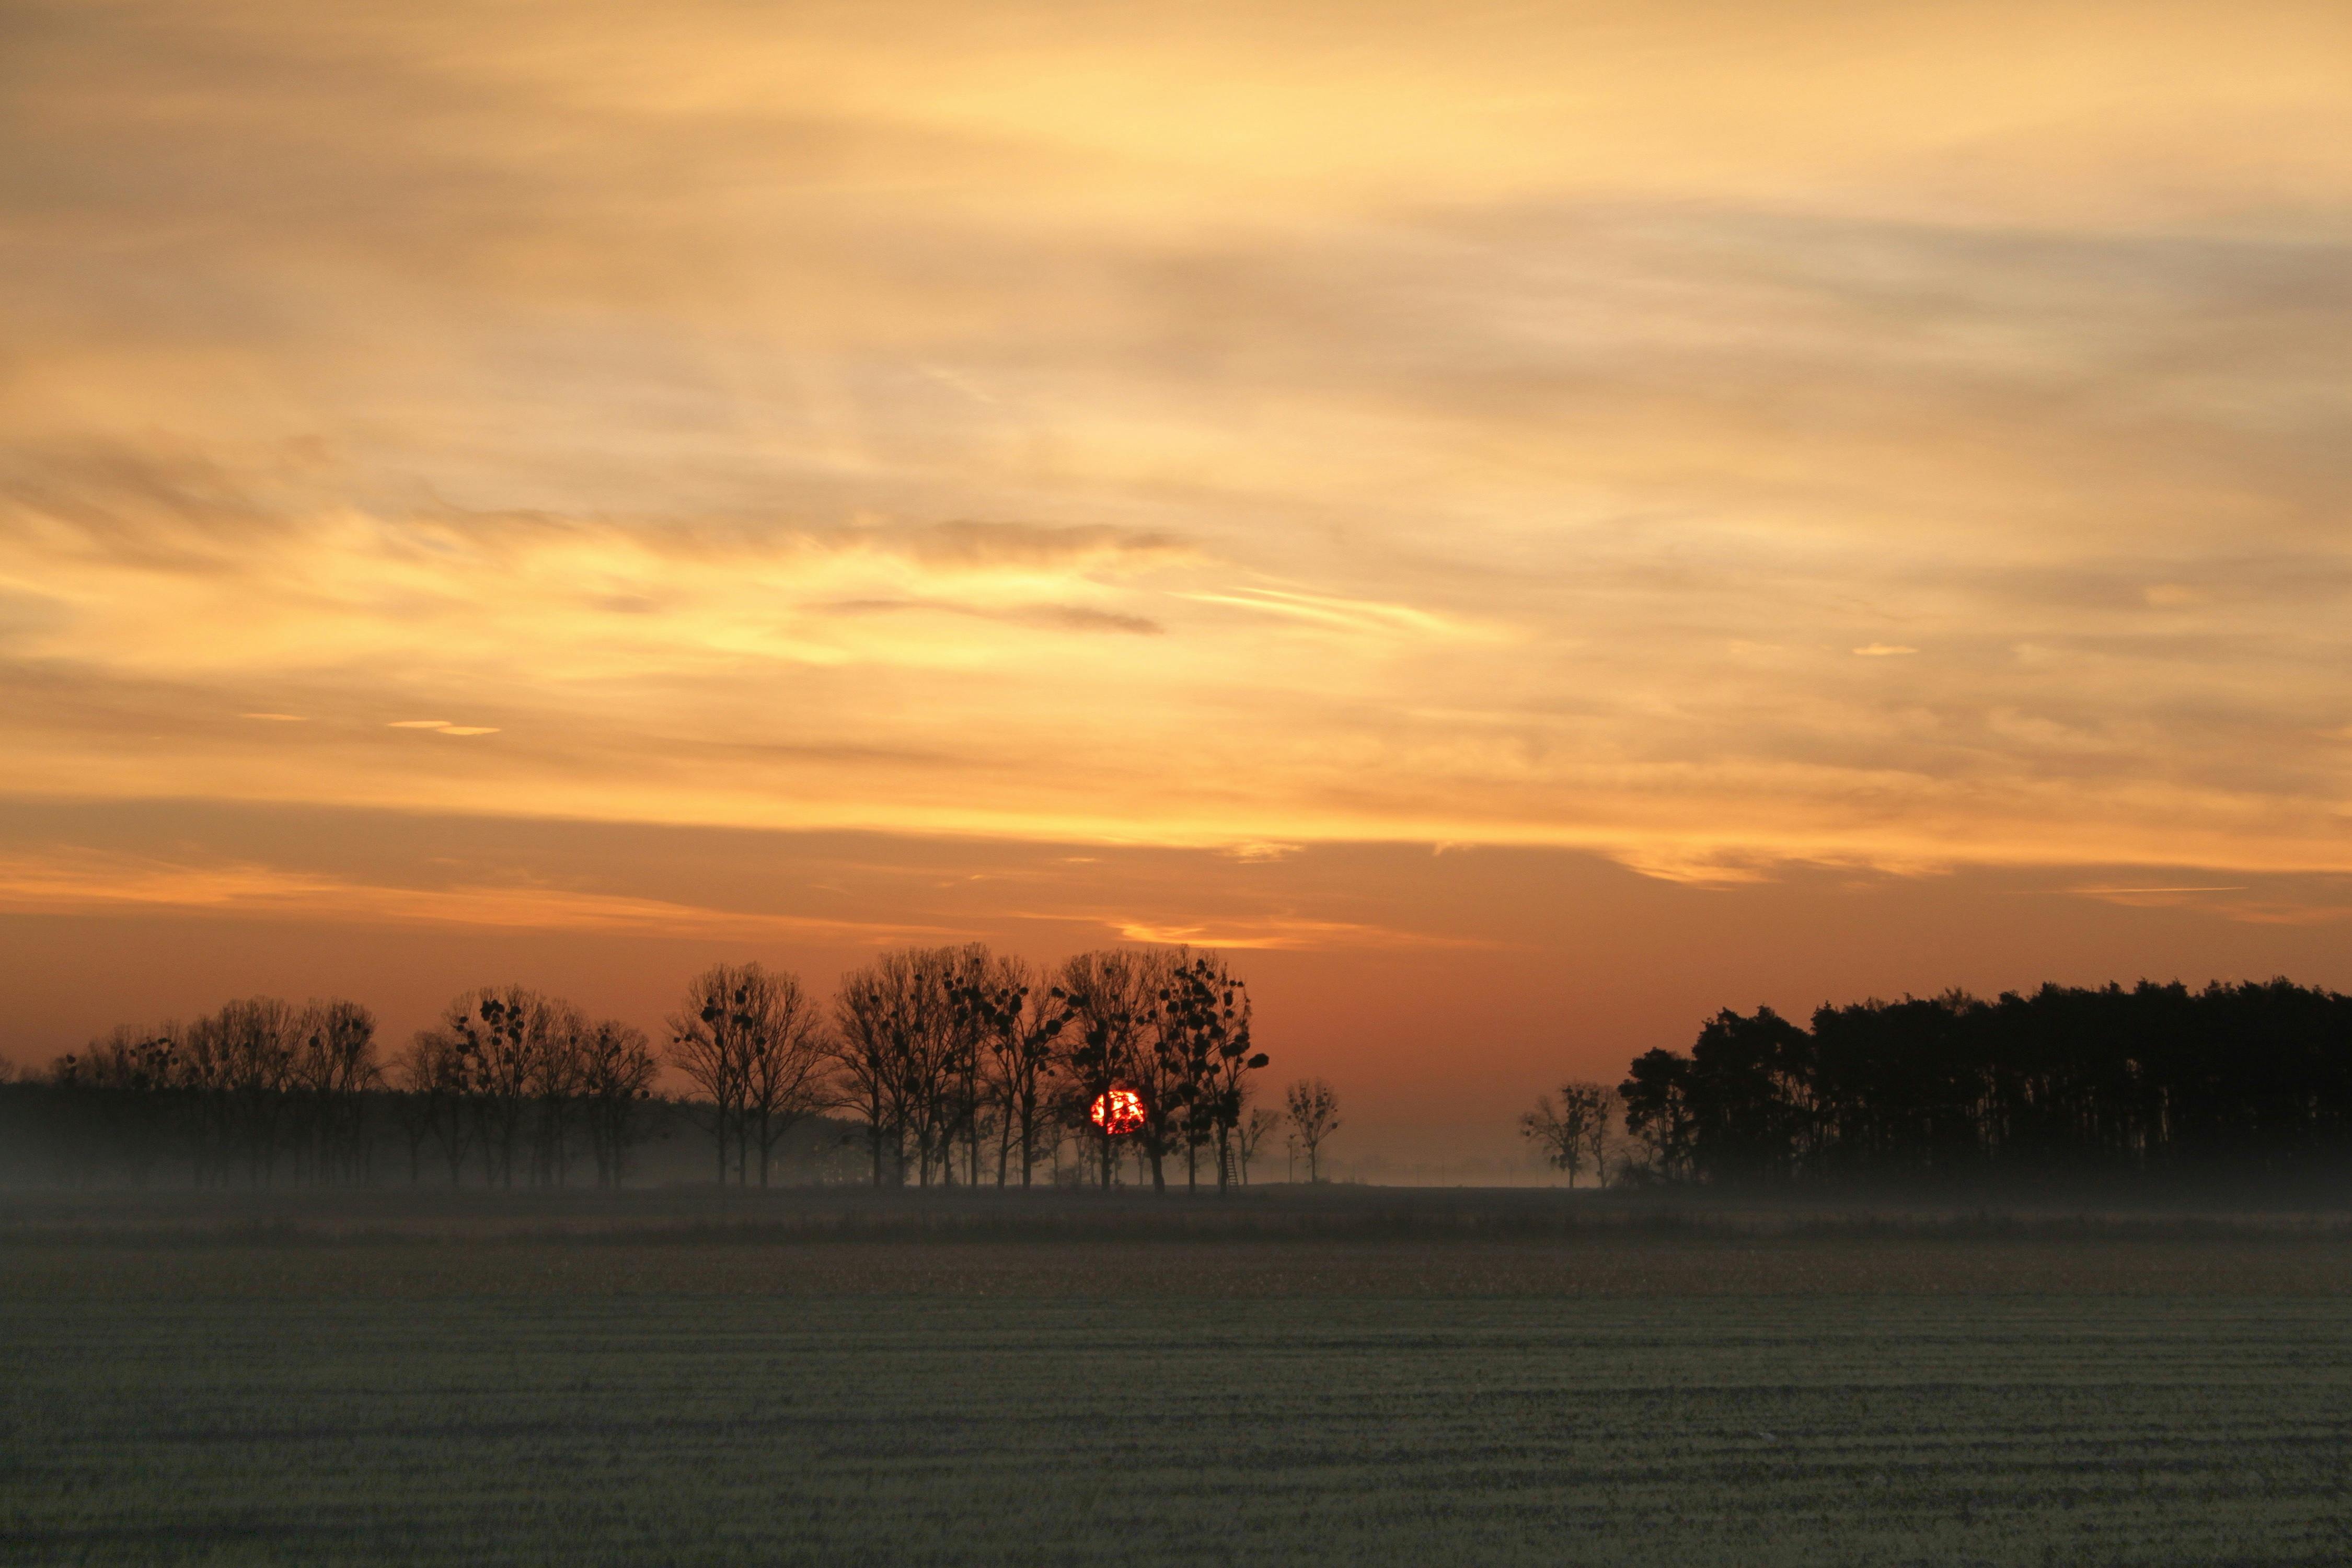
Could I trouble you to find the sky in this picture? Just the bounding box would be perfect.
[3,0,2349,1172]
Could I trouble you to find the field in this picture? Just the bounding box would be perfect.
[6,1191,2352,1565]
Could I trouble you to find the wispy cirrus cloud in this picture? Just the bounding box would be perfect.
[2058,881,2352,926]
[1106,915,1493,952]
[1175,586,1500,641]
[0,848,960,943]
[818,597,1163,636]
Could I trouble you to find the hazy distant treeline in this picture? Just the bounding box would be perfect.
[0,991,725,1191]
[1618,979,2352,1185]
[0,943,1277,1194]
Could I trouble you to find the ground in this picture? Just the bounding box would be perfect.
[4,1190,2349,1565]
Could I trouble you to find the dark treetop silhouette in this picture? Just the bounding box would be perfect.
[1617,979,2352,1186]
[4,942,1272,1194]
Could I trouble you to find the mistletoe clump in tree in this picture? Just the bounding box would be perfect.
[951,956,1074,1188]
[1156,953,1269,1195]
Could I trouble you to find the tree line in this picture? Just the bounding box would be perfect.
[19,990,664,1190]
[1,943,1325,1194]
[1559,978,2352,1187]
[700,944,1272,1193]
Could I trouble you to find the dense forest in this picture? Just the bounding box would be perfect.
[1618,979,2352,1186]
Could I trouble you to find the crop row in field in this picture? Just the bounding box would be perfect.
[9,1232,2352,1300]
[7,1289,2349,1566]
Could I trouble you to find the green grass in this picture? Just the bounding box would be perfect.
[6,1264,2351,1565]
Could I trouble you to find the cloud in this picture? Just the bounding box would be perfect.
[820,597,1163,635]
[1108,915,1490,951]
[2059,881,2352,926]
[1177,586,1497,641]
[1604,846,1789,887]
[4,0,2351,886]
[0,848,956,943]
[1222,841,1301,862]
[891,522,1197,575]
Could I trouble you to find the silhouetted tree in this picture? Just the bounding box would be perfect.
[434,987,570,1187]
[1619,1048,1694,1180]
[50,1025,179,1186]
[831,950,937,1187]
[1615,979,2352,1187]
[1237,1106,1280,1185]
[290,1000,378,1185]
[670,962,831,1187]
[1283,1078,1340,1182]
[1521,1081,1611,1187]
[928,944,993,1187]
[953,954,1073,1187]
[208,998,300,1185]
[393,1027,475,1185]
[1056,949,1159,1188]
[1154,953,1269,1194]
[579,1019,659,1188]
[741,975,831,1188]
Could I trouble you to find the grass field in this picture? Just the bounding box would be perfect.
[6,1194,2351,1565]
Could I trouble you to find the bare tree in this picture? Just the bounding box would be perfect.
[393,1027,474,1185]
[51,1024,179,1186]
[832,955,910,1186]
[1521,1082,1612,1188]
[1056,949,1159,1188]
[1237,1106,1280,1185]
[578,1019,659,1188]
[435,987,568,1187]
[523,1001,587,1188]
[1109,947,1191,1193]
[1581,1083,1617,1183]
[953,953,1071,1187]
[175,1010,235,1184]
[1283,1078,1341,1183]
[290,1000,378,1186]
[929,944,992,1187]
[210,998,299,1186]
[740,974,831,1188]
[670,962,832,1187]
[1154,952,1269,1194]
[667,971,747,1184]
[833,947,976,1188]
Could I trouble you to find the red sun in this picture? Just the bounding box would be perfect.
[1090,1088,1145,1137]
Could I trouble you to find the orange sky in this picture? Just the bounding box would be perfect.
[3,1,2349,1172]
